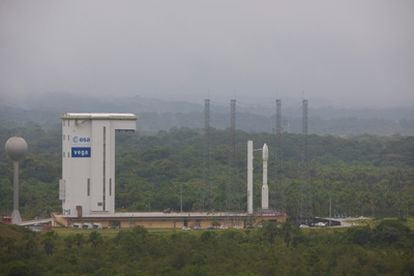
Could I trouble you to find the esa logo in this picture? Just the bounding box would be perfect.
[72,136,91,144]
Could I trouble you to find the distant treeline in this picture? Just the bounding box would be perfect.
[1,101,414,135]
[0,122,413,219]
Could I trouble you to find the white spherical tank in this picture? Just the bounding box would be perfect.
[5,137,28,161]
[5,136,28,224]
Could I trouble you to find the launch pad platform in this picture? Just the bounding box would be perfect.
[52,211,287,229]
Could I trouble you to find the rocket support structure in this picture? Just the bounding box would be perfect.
[261,144,269,210]
[247,140,253,214]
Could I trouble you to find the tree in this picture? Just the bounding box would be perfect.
[281,221,299,247]
[347,227,372,245]
[261,221,279,244]
[24,236,38,257]
[64,235,75,250]
[6,261,31,276]
[41,231,57,255]
[88,231,103,247]
[372,219,411,245]
[42,237,55,255]
[74,233,84,248]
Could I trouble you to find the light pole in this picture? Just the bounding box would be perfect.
[180,182,183,213]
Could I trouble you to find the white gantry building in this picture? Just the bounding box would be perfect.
[59,113,137,217]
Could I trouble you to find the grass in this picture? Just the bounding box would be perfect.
[406,217,414,230]
[343,218,373,227]
[53,227,121,238]
[0,223,34,240]
[52,227,183,238]
[380,217,414,230]
[343,217,414,230]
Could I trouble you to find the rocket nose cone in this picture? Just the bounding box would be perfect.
[262,144,269,160]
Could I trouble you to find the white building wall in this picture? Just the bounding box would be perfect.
[108,127,116,212]
[60,113,136,217]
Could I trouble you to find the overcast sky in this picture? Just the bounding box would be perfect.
[0,0,413,107]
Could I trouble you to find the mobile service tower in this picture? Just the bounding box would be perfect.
[59,113,136,217]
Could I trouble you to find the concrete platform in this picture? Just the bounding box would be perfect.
[52,211,287,229]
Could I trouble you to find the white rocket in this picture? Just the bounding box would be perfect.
[261,143,269,210]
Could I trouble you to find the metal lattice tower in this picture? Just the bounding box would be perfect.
[275,99,284,211]
[230,99,236,165]
[228,99,237,210]
[302,99,309,172]
[302,99,308,136]
[276,99,282,137]
[203,99,211,210]
[301,99,311,223]
[275,99,283,164]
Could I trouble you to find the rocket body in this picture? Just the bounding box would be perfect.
[261,144,269,210]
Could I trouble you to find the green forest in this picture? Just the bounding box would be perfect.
[0,122,413,219]
[1,122,414,275]
[1,219,414,275]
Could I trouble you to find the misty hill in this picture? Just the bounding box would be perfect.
[1,93,413,135]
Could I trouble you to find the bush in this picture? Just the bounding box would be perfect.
[347,227,372,245]
[261,221,280,243]
[372,220,411,245]
[6,261,31,276]
[200,231,217,242]
[88,231,103,247]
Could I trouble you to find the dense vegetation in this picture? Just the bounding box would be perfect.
[0,122,413,219]
[0,120,413,274]
[1,219,414,275]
